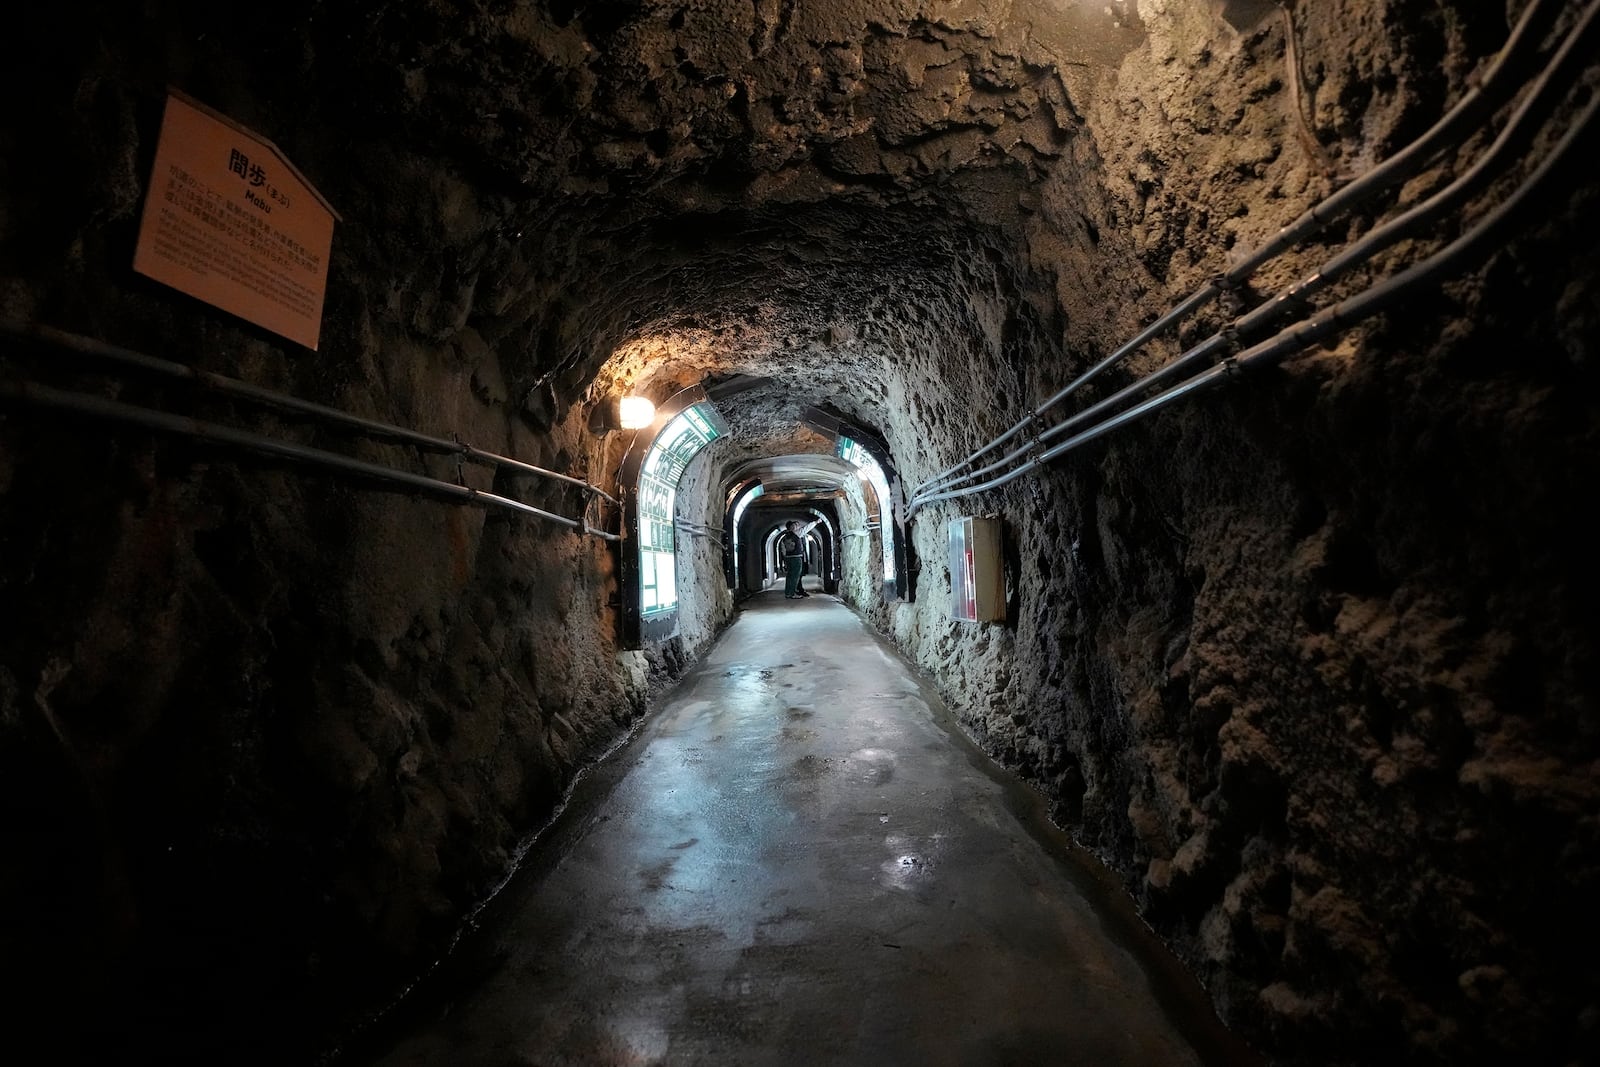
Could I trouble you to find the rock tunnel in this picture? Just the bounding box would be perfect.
[1,0,1596,1064]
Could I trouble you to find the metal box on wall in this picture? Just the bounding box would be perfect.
[949,516,1005,622]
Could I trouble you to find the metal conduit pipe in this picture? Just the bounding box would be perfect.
[0,379,625,541]
[1234,84,1600,375]
[1213,0,1563,279]
[911,0,1565,501]
[909,77,1599,512]
[909,363,1231,509]
[0,320,621,507]
[917,333,1232,503]
[913,285,1220,498]
[912,0,1599,510]
[1234,0,1600,336]
[674,519,725,544]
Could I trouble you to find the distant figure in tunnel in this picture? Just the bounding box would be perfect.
[780,519,818,599]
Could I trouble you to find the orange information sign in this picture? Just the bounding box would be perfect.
[133,90,340,350]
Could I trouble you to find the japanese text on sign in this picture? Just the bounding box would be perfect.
[133,90,340,350]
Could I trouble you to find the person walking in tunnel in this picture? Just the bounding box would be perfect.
[779,519,818,598]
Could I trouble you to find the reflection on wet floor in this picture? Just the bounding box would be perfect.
[351,590,1257,1067]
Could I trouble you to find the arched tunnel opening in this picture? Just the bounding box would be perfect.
[1,1,1597,1065]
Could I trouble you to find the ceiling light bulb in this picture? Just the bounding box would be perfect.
[618,395,656,429]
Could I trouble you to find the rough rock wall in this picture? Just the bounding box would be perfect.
[879,3,1600,1065]
[835,479,885,608]
[671,440,737,657]
[0,4,669,1062]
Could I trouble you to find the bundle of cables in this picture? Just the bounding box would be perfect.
[908,0,1598,515]
[0,320,624,541]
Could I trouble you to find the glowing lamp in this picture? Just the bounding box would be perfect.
[618,395,656,429]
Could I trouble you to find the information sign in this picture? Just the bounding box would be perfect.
[133,90,340,349]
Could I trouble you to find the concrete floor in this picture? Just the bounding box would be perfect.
[348,588,1257,1067]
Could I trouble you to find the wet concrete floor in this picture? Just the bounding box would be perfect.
[348,589,1257,1067]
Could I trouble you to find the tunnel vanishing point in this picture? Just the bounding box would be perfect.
[1,1,1597,1064]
